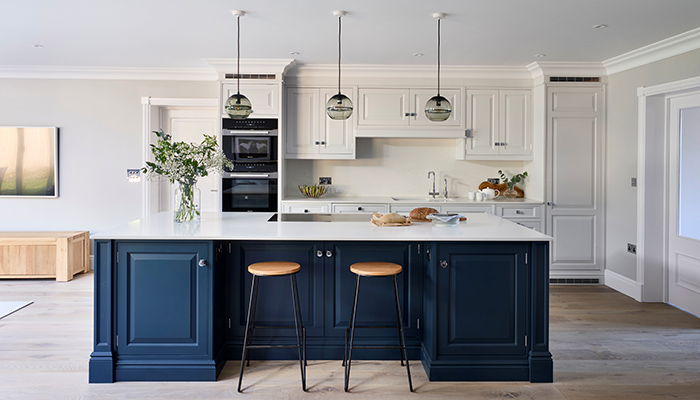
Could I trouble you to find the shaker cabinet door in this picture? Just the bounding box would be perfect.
[116,241,211,356]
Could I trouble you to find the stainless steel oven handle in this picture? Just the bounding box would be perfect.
[224,173,278,179]
[222,130,278,136]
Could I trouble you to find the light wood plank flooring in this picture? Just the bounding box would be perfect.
[1,272,700,399]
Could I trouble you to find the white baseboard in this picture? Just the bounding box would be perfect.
[605,269,643,301]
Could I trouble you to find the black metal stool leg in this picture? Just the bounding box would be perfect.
[392,276,406,367]
[393,275,413,392]
[290,274,306,391]
[246,273,261,367]
[344,274,361,392]
[238,275,259,393]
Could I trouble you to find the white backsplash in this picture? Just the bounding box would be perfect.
[284,138,527,198]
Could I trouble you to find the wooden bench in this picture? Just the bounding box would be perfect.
[0,231,90,282]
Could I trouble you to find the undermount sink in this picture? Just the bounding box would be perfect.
[391,196,456,202]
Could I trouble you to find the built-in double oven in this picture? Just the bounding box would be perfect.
[221,118,278,212]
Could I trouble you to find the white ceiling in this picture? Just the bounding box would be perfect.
[2,0,700,70]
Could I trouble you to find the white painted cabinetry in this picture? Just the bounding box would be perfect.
[496,204,544,233]
[221,83,279,118]
[458,89,532,160]
[284,87,355,159]
[356,88,464,137]
[331,203,388,214]
[282,201,331,214]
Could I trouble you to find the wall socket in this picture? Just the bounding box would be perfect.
[631,177,637,187]
[319,177,332,185]
[127,169,141,182]
[627,243,637,255]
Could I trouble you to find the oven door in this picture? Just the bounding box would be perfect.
[222,173,278,212]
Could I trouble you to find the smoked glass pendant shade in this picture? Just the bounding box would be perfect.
[425,95,452,121]
[326,93,353,120]
[225,93,252,119]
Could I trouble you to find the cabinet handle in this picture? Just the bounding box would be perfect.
[317,250,323,258]
[357,206,363,211]
[440,260,448,269]
[516,210,524,215]
[304,209,309,213]
[546,202,554,206]
[315,141,320,145]
[320,141,326,145]
[198,259,208,267]
[426,247,431,262]
[494,142,500,146]
[405,112,411,117]
[326,250,333,258]
[500,142,507,146]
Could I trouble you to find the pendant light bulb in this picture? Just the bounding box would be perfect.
[326,11,353,120]
[425,13,452,122]
[225,10,252,119]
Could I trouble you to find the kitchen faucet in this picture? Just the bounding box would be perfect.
[428,171,439,199]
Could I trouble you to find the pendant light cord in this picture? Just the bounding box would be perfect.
[237,15,241,96]
[337,15,342,95]
[437,17,441,96]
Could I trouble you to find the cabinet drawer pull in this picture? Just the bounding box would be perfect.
[516,210,524,215]
[440,260,448,268]
[317,250,323,258]
[320,141,326,145]
[304,209,310,213]
[494,142,500,146]
[357,206,363,211]
[315,141,321,145]
[198,259,208,267]
[326,250,333,258]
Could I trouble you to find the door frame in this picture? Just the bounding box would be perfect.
[636,76,700,302]
[141,97,218,217]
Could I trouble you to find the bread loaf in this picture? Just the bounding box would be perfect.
[379,212,408,224]
[409,207,439,221]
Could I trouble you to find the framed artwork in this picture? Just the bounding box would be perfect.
[0,127,59,198]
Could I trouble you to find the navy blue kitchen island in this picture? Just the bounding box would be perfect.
[88,212,552,383]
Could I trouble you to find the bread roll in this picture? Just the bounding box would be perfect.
[409,207,439,221]
[379,212,408,224]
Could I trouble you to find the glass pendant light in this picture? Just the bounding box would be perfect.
[425,13,452,122]
[326,11,353,120]
[225,10,252,119]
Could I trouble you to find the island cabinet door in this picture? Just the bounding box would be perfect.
[435,242,528,358]
[228,241,325,338]
[116,241,211,356]
[323,242,422,339]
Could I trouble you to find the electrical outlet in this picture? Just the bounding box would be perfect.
[627,243,637,255]
[631,177,637,187]
[487,178,500,184]
[127,169,141,182]
[319,177,332,185]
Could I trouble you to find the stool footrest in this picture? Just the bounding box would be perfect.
[345,325,400,330]
[245,344,300,349]
[349,345,406,350]
[252,325,300,330]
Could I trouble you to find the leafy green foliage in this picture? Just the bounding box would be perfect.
[498,170,528,189]
[142,130,234,185]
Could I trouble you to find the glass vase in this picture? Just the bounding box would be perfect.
[173,181,201,223]
[503,186,518,199]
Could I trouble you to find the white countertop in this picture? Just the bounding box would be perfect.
[282,195,543,205]
[91,212,552,242]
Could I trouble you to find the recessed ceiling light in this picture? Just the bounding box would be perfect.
[592,24,608,29]
[413,53,424,57]
[535,53,546,58]
[32,44,44,48]
[289,51,300,55]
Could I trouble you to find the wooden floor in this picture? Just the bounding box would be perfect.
[2,272,700,399]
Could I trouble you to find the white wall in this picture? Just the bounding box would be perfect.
[606,48,700,281]
[0,78,217,233]
[284,138,528,198]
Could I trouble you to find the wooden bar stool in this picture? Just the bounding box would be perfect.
[343,261,412,392]
[238,261,306,392]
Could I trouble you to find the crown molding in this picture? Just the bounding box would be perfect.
[0,65,217,80]
[203,58,296,79]
[604,27,700,75]
[288,63,532,80]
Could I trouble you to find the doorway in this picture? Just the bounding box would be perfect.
[141,98,218,217]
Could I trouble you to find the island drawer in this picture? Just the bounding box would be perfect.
[282,203,330,213]
[331,203,388,214]
[496,205,542,218]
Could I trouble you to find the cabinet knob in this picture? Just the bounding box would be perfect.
[198,259,208,267]
[501,142,507,146]
[440,260,448,269]
[304,209,309,213]
[546,202,554,206]
[326,250,333,258]
[320,141,326,145]
[315,141,320,145]
[357,207,363,211]
[516,210,524,215]
[317,250,323,258]
[494,142,500,146]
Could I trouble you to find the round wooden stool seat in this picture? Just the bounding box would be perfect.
[350,262,402,277]
[248,261,301,276]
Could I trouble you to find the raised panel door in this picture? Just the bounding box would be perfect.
[116,241,211,356]
[285,88,320,157]
[358,88,410,127]
[435,243,528,358]
[223,83,279,117]
[321,88,355,157]
[465,90,498,155]
[411,88,463,127]
[499,90,531,156]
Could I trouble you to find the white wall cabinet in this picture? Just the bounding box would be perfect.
[285,87,355,159]
[356,88,464,137]
[221,83,279,118]
[458,89,532,160]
